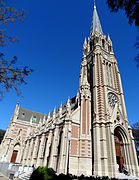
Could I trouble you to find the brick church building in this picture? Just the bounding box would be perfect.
[0,1,138,178]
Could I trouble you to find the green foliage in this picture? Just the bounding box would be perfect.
[132,122,139,152]
[0,129,5,144]
[0,53,33,100]
[132,122,139,139]
[30,169,118,180]
[107,0,138,26]
[0,0,26,47]
[30,167,56,180]
[0,0,33,100]
[56,173,72,180]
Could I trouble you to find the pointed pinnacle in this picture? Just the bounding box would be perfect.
[53,106,56,115]
[84,37,87,45]
[107,34,111,41]
[48,112,50,118]
[60,102,62,109]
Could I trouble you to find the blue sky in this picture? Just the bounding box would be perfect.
[0,0,138,130]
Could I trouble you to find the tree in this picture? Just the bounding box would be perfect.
[132,122,139,163]
[107,0,139,65]
[0,0,33,100]
[0,129,5,144]
[30,167,56,180]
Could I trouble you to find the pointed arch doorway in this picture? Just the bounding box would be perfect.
[11,150,18,163]
[114,129,124,173]
[10,143,20,163]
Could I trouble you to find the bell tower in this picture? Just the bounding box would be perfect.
[79,0,139,178]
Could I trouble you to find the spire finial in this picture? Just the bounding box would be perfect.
[94,0,96,8]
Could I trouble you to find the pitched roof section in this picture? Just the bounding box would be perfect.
[90,1,103,36]
[16,96,78,124]
[18,108,46,124]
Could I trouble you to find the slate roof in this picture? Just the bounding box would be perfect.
[17,96,78,124]
[17,108,46,124]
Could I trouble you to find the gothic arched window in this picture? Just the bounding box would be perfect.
[105,62,114,88]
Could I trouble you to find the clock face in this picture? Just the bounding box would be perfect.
[108,92,118,109]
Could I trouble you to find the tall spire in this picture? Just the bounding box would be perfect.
[94,0,96,7]
[90,0,103,36]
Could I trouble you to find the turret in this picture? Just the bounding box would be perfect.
[83,37,87,57]
[12,102,20,122]
[59,102,63,118]
[43,115,46,124]
[67,97,71,113]
[47,112,50,122]
[53,107,56,120]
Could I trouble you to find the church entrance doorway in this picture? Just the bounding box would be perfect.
[10,150,18,163]
[114,131,124,173]
[10,143,20,163]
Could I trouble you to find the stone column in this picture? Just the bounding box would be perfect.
[32,135,40,167]
[24,140,30,165]
[43,130,53,167]
[27,138,34,166]
[20,143,26,164]
[122,143,129,170]
[125,143,132,173]
[48,125,60,170]
[36,133,46,167]
[6,142,14,163]
[93,123,102,177]
[130,139,139,177]
[108,127,117,178]
[17,144,22,164]
[128,138,139,176]
[22,141,27,164]
[25,139,31,166]
[57,122,69,174]
[101,124,108,177]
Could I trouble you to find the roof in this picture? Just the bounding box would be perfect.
[17,96,78,124]
[17,108,46,124]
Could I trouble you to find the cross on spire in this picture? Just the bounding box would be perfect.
[94,0,96,7]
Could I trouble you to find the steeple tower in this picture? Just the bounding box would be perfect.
[78,0,139,178]
[90,0,103,36]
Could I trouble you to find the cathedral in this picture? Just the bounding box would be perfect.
[0,1,138,179]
